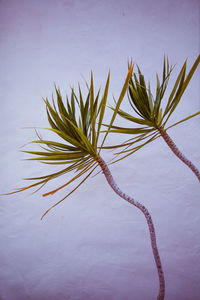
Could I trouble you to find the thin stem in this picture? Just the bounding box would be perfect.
[159,128,200,182]
[96,156,165,300]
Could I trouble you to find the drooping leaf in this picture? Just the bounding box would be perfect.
[41,164,98,220]
[43,160,96,197]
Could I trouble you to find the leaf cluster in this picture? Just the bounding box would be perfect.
[104,55,200,162]
[4,73,109,217]
[4,66,133,218]
[2,56,199,217]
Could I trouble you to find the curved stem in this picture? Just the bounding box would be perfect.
[159,128,200,182]
[96,156,165,300]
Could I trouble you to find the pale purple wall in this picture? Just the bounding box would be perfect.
[0,0,200,299]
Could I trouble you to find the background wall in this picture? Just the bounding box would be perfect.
[0,0,200,299]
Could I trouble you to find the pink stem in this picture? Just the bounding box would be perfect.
[159,128,200,182]
[96,156,165,300]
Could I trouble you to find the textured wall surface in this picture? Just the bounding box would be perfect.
[0,0,200,299]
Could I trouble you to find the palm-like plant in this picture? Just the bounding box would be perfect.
[105,55,200,181]
[8,72,111,218]
[2,66,165,300]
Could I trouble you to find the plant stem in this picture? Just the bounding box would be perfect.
[96,156,165,300]
[159,128,200,182]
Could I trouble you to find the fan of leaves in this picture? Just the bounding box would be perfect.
[4,66,132,219]
[103,55,200,162]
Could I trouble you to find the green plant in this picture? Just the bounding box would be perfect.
[2,65,165,300]
[104,55,200,181]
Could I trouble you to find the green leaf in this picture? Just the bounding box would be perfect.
[164,66,186,122]
[117,108,153,126]
[46,107,59,130]
[162,55,166,85]
[26,154,85,161]
[43,159,96,197]
[39,160,81,165]
[31,140,79,151]
[101,130,157,150]
[97,71,110,143]
[71,91,76,117]
[129,82,151,120]
[166,111,200,130]
[137,66,149,106]
[22,149,86,159]
[46,128,83,149]
[162,62,186,122]
[61,115,95,154]
[0,179,48,195]
[83,92,90,135]
[111,132,160,164]
[41,163,98,220]
[24,160,83,181]
[103,124,153,135]
[147,82,154,113]
[182,55,200,96]
[100,62,133,148]
[162,55,200,124]
[128,85,145,119]
[55,88,69,121]
[45,99,69,133]
[78,84,85,121]
[153,73,162,119]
